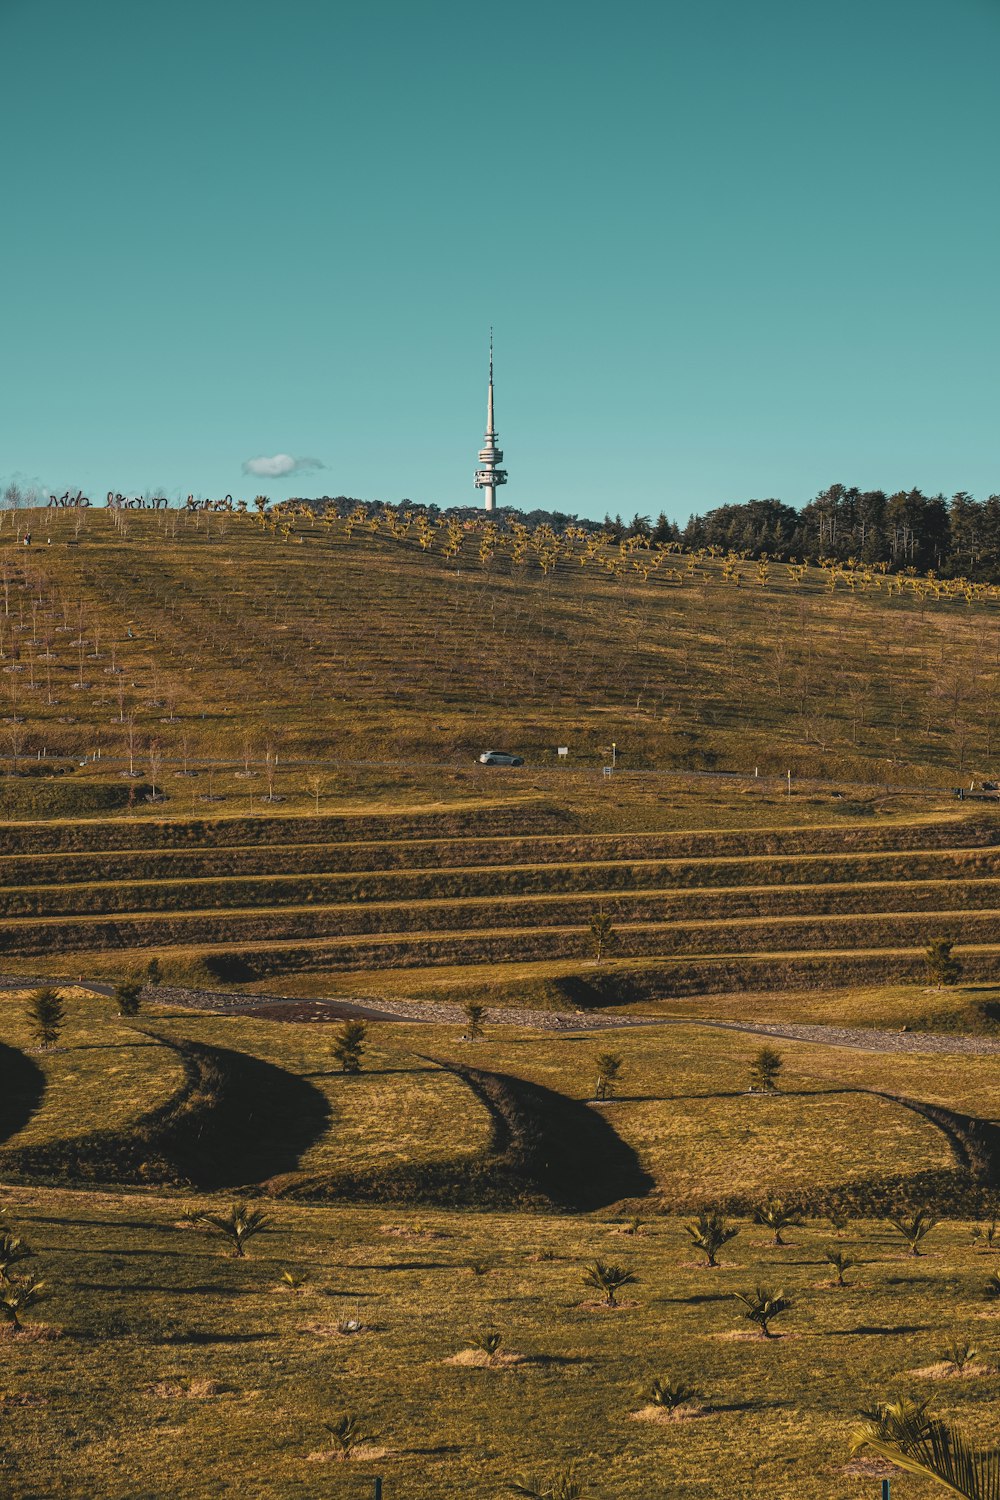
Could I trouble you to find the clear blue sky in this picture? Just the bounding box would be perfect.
[2,0,998,521]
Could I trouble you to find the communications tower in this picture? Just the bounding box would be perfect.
[474,332,507,512]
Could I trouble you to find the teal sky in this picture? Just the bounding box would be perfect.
[3,0,999,520]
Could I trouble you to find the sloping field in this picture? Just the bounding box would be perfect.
[3,802,999,1000]
[4,503,1000,787]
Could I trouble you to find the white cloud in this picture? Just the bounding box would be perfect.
[241,453,325,479]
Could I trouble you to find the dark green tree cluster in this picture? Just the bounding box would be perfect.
[680,484,1000,577]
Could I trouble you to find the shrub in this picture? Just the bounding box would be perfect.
[748,1046,783,1092]
[509,1470,591,1499]
[889,1208,938,1256]
[331,1020,367,1074]
[942,1337,976,1374]
[473,1329,503,1361]
[924,937,962,987]
[824,1248,855,1286]
[27,987,64,1049]
[196,1202,271,1258]
[970,1219,998,1250]
[581,1260,637,1307]
[114,980,142,1017]
[732,1285,792,1338]
[640,1376,703,1413]
[851,1396,1000,1496]
[0,1273,46,1332]
[0,1233,33,1283]
[324,1412,375,1461]
[753,1201,801,1246]
[593,1052,623,1101]
[685,1209,740,1267]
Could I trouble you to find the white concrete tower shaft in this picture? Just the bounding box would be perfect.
[474,330,507,511]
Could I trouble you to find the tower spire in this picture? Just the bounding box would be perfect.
[487,328,494,434]
[475,329,507,512]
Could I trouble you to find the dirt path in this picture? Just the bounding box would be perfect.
[6,973,1000,1055]
[124,981,1000,1054]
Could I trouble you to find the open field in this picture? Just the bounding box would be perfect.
[4,986,1000,1495]
[3,1191,1000,1499]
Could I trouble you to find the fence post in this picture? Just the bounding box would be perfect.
[881,1481,890,1500]
[373,1480,383,1500]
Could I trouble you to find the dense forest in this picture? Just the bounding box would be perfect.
[670,487,1000,576]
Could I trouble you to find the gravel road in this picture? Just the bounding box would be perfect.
[6,973,1000,1054]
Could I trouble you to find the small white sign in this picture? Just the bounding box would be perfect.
[557,746,568,757]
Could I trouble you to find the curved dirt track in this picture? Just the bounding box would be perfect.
[5,973,1000,1056]
[154,982,1000,1056]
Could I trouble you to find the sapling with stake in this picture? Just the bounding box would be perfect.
[748,1046,783,1092]
[462,1001,486,1041]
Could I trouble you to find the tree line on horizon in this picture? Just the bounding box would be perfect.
[303,485,1000,579]
[10,477,1000,581]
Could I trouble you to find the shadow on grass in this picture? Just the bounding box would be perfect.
[354,1260,454,1272]
[660,1292,733,1305]
[301,1066,436,1079]
[77,1282,258,1296]
[0,1037,331,1190]
[709,1399,797,1414]
[268,1058,654,1211]
[826,1324,929,1336]
[0,1042,45,1145]
[65,1041,165,1052]
[159,1330,274,1345]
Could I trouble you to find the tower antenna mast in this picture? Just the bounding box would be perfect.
[474,330,507,512]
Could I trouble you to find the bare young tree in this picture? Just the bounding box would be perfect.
[124,711,139,777]
[147,740,163,800]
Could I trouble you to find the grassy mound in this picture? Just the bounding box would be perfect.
[269,1061,652,1210]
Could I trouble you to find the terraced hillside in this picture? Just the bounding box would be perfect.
[2,799,999,1001]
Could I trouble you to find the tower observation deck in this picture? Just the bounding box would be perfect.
[474,332,507,512]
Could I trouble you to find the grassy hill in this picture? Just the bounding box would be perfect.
[8,504,1000,1496]
[0,502,997,790]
